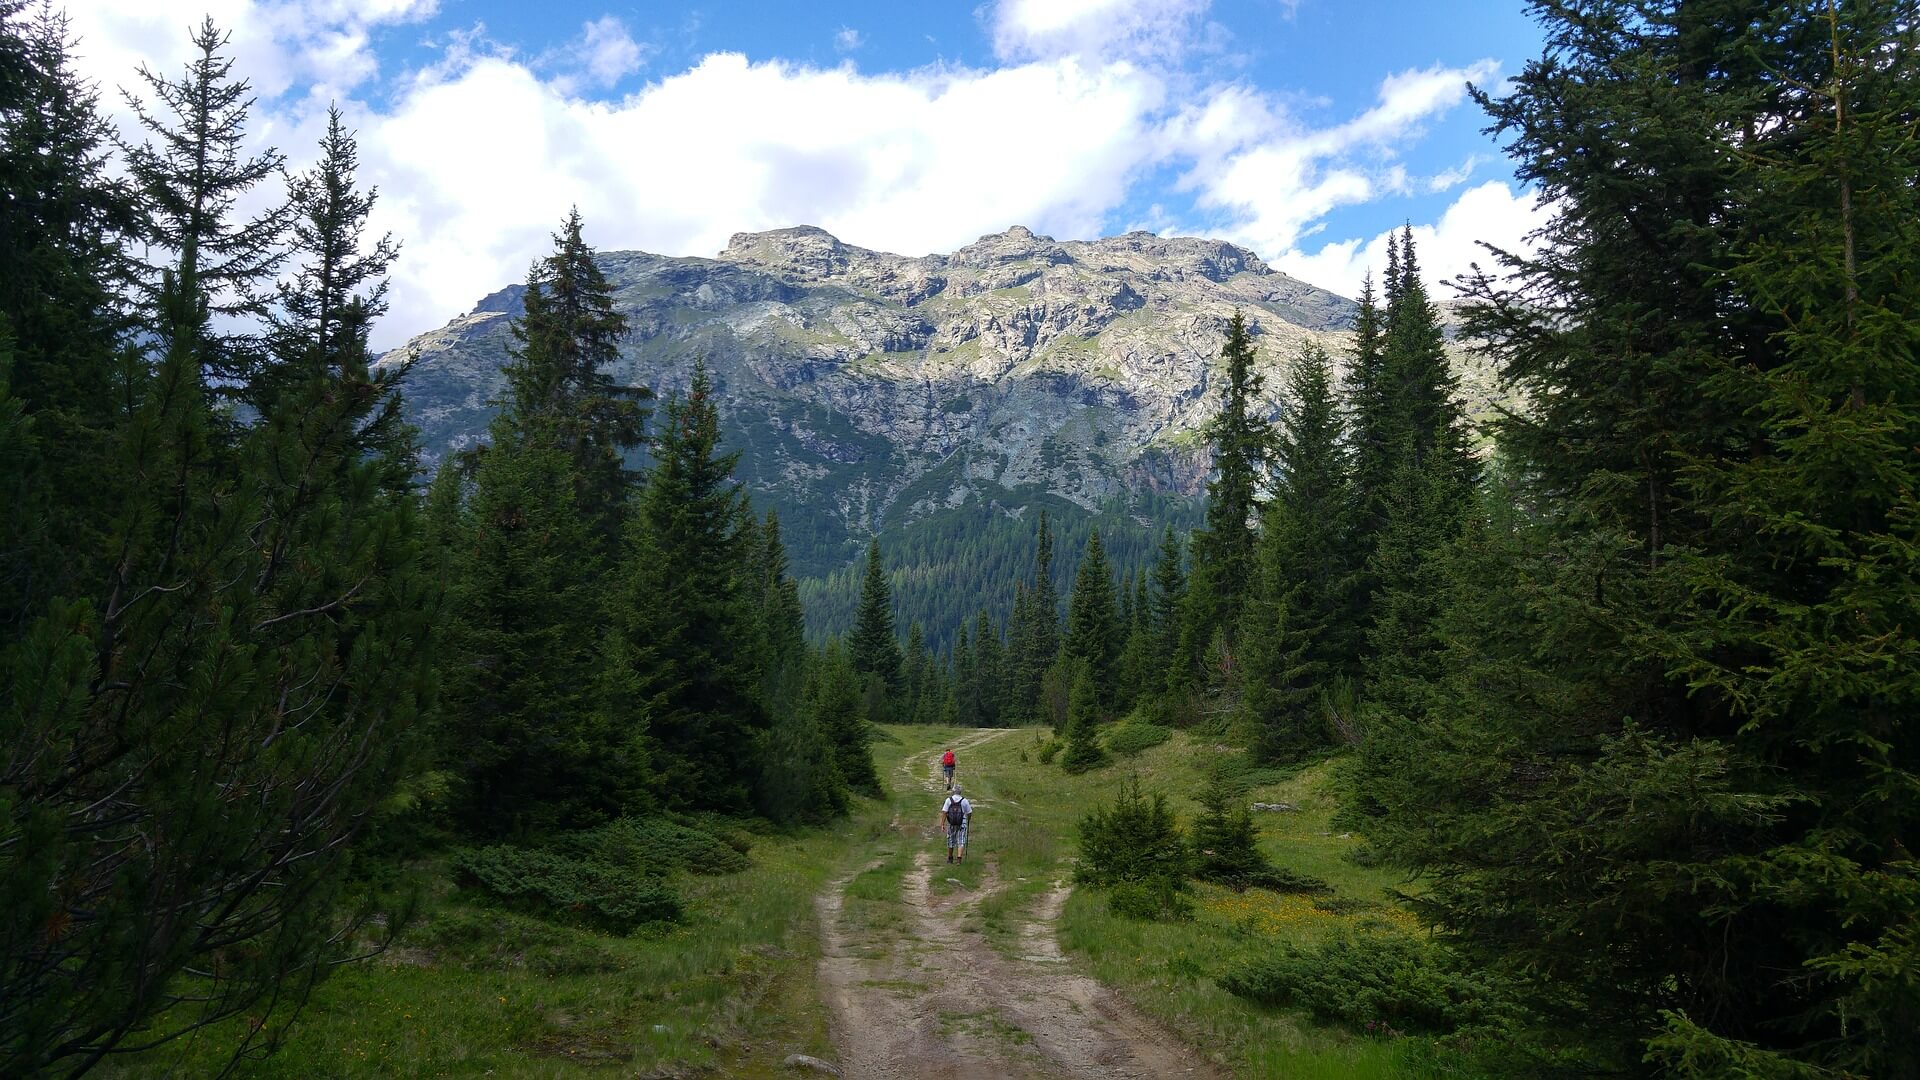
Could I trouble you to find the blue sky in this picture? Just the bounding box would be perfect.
[69,0,1550,347]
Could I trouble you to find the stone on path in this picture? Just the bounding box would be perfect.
[782,1052,844,1076]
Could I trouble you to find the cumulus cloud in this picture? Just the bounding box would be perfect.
[355,50,1167,344]
[61,0,1530,348]
[1277,180,1549,301]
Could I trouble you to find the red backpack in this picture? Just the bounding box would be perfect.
[942,751,955,766]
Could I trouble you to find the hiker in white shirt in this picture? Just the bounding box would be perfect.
[938,787,972,864]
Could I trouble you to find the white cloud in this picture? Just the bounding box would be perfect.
[835,27,864,53]
[355,50,1168,345]
[61,0,1528,348]
[540,15,647,93]
[991,0,1210,61]
[1277,180,1548,300]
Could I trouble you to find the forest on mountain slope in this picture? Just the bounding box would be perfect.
[2,1,1916,1077]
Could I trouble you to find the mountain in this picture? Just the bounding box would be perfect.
[383,224,1448,647]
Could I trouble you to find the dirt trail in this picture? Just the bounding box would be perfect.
[815,733,1217,1079]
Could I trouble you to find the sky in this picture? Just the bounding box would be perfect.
[62,0,1553,349]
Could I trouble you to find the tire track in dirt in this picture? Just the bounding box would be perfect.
[816,734,1217,1079]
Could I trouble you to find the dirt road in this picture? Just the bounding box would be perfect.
[813,731,1218,1079]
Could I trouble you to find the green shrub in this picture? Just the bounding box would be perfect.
[568,816,750,876]
[1103,720,1172,757]
[1109,878,1192,921]
[452,845,681,933]
[1220,932,1528,1038]
[411,909,627,974]
[1076,775,1190,919]
[1036,738,1063,765]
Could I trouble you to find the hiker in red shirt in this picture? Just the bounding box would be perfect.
[940,748,956,790]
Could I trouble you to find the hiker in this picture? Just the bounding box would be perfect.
[940,747,956,789]
[939,785,972,864]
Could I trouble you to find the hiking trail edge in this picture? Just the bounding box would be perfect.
[815,729,1219,1079]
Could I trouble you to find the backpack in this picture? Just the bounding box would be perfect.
[945,798,966,829]
[942,751,955,766]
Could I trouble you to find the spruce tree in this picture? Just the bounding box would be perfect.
[1241,341,1356,759]
[500,209,649,545]
[973,609,1004,726]
[0,4,132,626]
[848,538,903,693]
[614,361,763,812]
[752,509,808,722]
[120,17,287,395]
[1059,661,1107,773]
[1063,530,1120,701]
[809,641,881,797]
[1175,311,1270,690]
[1373,4,1920,1074]
[1149,527,1186,685]
[902,620,930,724]
[2,84,435,1072]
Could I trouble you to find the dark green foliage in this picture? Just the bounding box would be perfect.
[751,509,808,721]
[753,681,849,826]
[1075,775,1190,918]
[1063,530,1120,699]
[848,539,903,694]
[120,17,287,394]
[1058,661,1108,773]
[1220,933,1530,1040]
[0,5,132,628]
[1354,3,1920,1074]
[2,52,436,1074]
[452,845,681,934]
[806,641,881,797]
[1101,719,1171,757]
[615,361,765,813]
[566,816,750,877]
[499,208,649,545]
[1176,311,1271,690]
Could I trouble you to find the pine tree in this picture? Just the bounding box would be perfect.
[1241,341,1356,759]
[1063,530,1120,701]
[499,209,649,545]
[1009,510,1062,722]
[120,17,287,395]
[1373,4,1920,1073]
[2,81,435,1072]
[848,538,903,694]
[0,4,133,627]
[1149,527,1186,687]
[614,361,763,812]
[973,609,1004,727]
[809,641,881,797]
[752,509,808,722]
[1176,311,1270,690]
[902,620,930,724]
[1059,660,1107,774]
[951,620,976,726]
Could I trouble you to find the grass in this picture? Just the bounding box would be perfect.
[102,724,1469,1079]
[937,724,1479,1079]
[105,805,899,1078]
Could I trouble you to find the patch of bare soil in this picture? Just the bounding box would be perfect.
[815,737,1217,1079]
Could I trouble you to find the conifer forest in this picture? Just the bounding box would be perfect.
[1,1,1915,1077]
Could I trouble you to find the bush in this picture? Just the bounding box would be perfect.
[1189,767,1326,892]
[1076,775,1191,919]
[1219,932,1528,1038]
[568,816,750,876]
[1036,738,1063,765]
[1103,720,1172,757]
[452,845,681,933]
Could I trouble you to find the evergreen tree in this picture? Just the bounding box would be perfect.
[1241,341,1356,759]
[1373,4,1920,1073]
[752,509,808,721]
[499,209,649,545]
[1059,660,1107,774]
[902,620,930,724]
[973,609,1004,727]
[848,538,903,694]
[1175,311,1270,690]
[2,83,434,1072]
[120,17,287,395]
[1148,527,1186,685]
[1063,530,1120,700]
[808,641,881,797]
[1009,510,1061,722]
[614,361,763,813]
[0,4,133,627]
[951,620,977,726]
